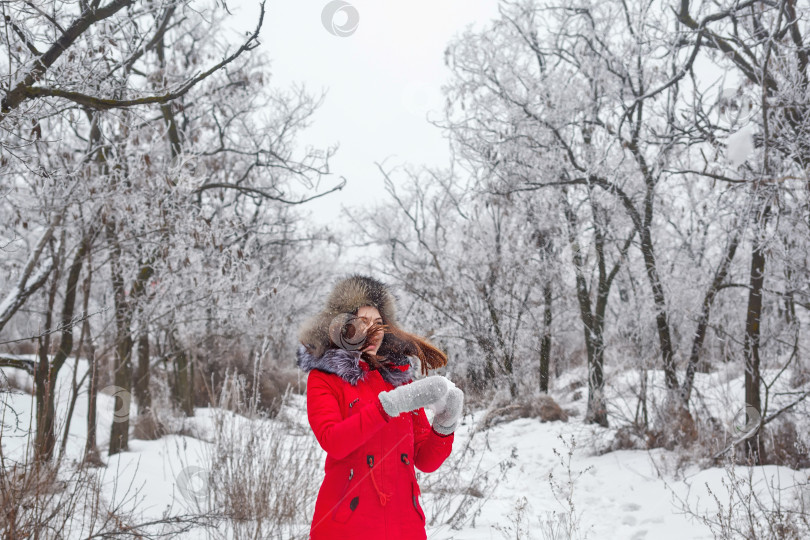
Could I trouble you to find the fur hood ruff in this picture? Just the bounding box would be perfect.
[296,345,414,387]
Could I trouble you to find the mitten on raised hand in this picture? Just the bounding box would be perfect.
[426,378,457,416]
[378,375,450,418]
[431,387,464,435]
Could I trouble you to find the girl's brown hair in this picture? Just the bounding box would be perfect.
[360,321,447,376]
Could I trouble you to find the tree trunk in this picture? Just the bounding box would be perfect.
[539,282,552,393]
[84,331,100,465]
[107,220,133,456]
[623,137,679,392]
[133,328,165,439]
[743,198,770,464]
[635,367,649,428]
[172,334,194,417]
[59,253,92,460]
[562,196,608,427]
[638,227,678,391]
[586,173,679,393]
[108,335,133,455]
[34,233,64,461]
[134,331,152,413]
[34,285,57,462]
[784,237,806,388]
[680,230,741,403]
[46,233,90,461]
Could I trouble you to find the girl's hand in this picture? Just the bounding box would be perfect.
[431,387,464,435]
[378,375,451,417]
[425,378,457,415]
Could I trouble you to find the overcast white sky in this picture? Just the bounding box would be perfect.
[228,0,500,226]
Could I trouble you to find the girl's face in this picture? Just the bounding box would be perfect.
[356,305,383,355]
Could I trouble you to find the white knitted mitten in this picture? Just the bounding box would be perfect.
[431,387,464,435]
[378,375,450,417]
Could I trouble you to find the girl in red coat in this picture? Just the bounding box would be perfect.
[297,274,464,540]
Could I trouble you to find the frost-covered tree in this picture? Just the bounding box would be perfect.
[428,0,810,453]
[346,164,546,398]
[0,0,341,460]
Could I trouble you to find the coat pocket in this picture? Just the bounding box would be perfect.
[332,468,360,524]
[410,479,425,523]
[343,389,361,419]
[402,452,425,523]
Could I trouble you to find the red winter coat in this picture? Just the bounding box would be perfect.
[299,346,454,540]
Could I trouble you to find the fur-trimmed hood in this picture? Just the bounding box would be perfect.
[298,274,399,359]
[296,345,414,387]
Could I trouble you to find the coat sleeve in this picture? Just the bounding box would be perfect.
[412,406,454,473]
[306,369,391,460]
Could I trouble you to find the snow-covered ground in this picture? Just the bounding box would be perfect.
[1,358,808,539]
